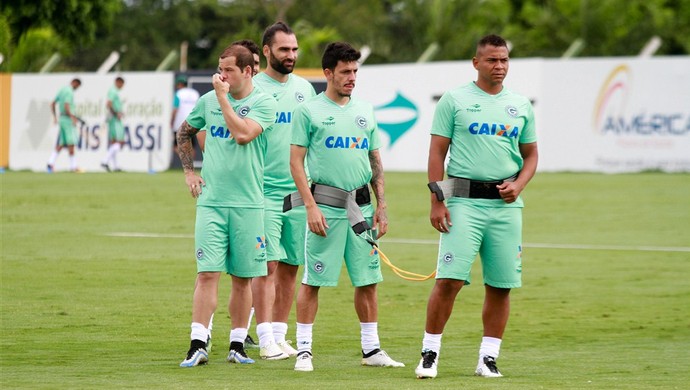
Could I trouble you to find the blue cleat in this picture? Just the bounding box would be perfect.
[227,348,255,364]
[180,347,208,367]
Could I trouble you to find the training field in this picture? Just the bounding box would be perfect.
[1,171,689,389]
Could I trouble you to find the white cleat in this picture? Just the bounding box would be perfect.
[294,351,314,372]
[361,349,405,367]
[277,340,298,357]
[260,341,289,360]
[415,349,438,379]
[475,355,503,378]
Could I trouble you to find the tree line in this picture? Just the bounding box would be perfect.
[1,0,689,72]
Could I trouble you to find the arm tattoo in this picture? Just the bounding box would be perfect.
[369,151,386,204]
[177,121,199,171]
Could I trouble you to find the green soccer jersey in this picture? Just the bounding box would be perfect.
[292,93,381,219]
[432,82,537,207]
[253,72,316,203]
[107,86,122,115]
[54,86,74,116]
[186,88,276,208]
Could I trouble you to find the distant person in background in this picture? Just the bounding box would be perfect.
[172,75,200,157]
[47,78,81,173]
[413,34,538,380]
[197,40,260,153]
[101,77,125,172]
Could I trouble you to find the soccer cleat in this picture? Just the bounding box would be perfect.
[415,349,438,379]
[294,351,313,372]
[260,342,289,360]
[100,163,111,172]
[361,349,405,367]
[205,336,212,354]
[475,355,503,378]
[179,346,208,367]
[277,340,298,357]
[46,164,54,173]
[227,347,255,364]
[244,334,259,349]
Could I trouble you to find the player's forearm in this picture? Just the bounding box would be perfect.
[428,135,450,183]
[368,150,386,207]
[428,154,446,183]
[177,121,199,172]
[170,109,177,128]
[290,145,316,207]
[517,142,539,188]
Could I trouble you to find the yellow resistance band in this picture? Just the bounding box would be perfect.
[372,243,436,282]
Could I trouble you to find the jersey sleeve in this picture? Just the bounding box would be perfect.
[519,100,537,144]
[173,93,180,109]
[291,104,311,147]
[54,88,64,103]
[245,94,276,132]
[430,91,456,139]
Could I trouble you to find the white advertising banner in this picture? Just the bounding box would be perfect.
[355,57,689,173]
[9,72,173,172]
[538,57,690,172]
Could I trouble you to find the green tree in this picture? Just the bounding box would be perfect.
[1,0,121,71]
[7,27,63,72]
[13,0,689,72]
[0,14,11,71]
[504,0,686,57]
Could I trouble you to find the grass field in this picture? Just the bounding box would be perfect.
[1,171,689,389]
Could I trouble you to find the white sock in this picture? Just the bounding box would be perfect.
[479,336,502,360]
[272,322,288,343]
[246,307,255,329]
[105,143,121,168]
[190,322,208,342]
[229,327,248,344]
[69,155,77,170]
[295,322,313,353]
[48,151,58,165]
[422,331,442,354]
[207,313,214,338]
[360,322,380,354]
[256,322,274,347]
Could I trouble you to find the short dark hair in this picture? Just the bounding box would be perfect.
[321,42,361,71]
[219,44,254,71]
[262,21,294,47]
[478,34,508,49]
[72,78,81,86]
[115,76,124,83]
[232,39,260,56]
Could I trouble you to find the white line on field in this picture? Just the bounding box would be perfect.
[104,232,690,253]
